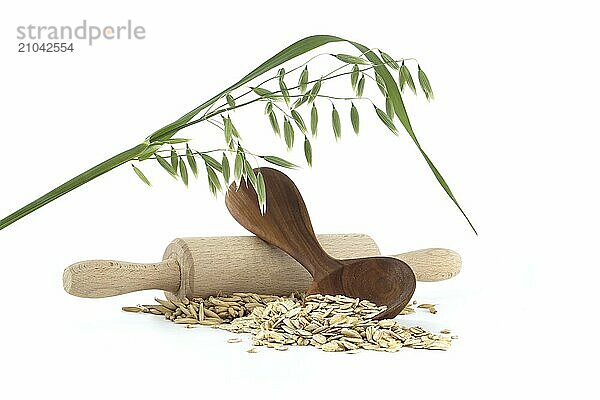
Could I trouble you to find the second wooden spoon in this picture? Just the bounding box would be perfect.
[225,167,416,319]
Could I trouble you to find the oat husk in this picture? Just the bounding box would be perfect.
[126,293,453,353]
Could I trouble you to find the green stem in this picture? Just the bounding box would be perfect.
[144,147,264,160]
[0,35,475,234]
[0,144,146,230]
[206,62,383,118]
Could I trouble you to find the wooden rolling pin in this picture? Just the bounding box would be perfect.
[63,234,461,299]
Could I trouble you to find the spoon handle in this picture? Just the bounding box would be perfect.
[225,168,340,279]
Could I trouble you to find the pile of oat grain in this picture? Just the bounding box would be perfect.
[123,293,453,353]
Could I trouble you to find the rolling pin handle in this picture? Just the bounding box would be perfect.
[391,248,461,282]
[63,258,181,298]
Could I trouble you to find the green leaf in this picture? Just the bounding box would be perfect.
[356,75,365,97]
[310,103,318,137]
[400,62,416,95]
[307,79,322,104]
[334,53,369,65]
[157,138,190,145]
[200,153,222,173]
[234,152,244,184]
[179,159,189,187]
[156,154,178,179]
[227,138,236,151]
[399,68,406,91]
[244,161,257,188]
[385,96,395,120]
[291,110,307,133]
[186,144,198,178]
[293,93,310,109]
[137,144,161,161]
[283,117,294,150]
[279,79,290,106]
[418,66,434,101]
[277,68,285,81]
[261,156,299,169]
[256,171,266,214]
[375,72,387,96]
[264,101,273,115]
[206,165,222,194]
[207,177,216,196]
[303,137,312,167]
[251,87,280,100]
[350,64,359,90]
[332,105,341,141]
[170,146,179,171]
[352,41,476,234]
[350,102,360,134]
[222,153,230,185]
[374,105,398,135]
[224,116,233,145]
[231,121,241,138]
[226,94,236,108]
[268,111,280,136]
[298,66,309,93]
[0,142,147,231]
[132,164,151,186]
[380,51,399,70]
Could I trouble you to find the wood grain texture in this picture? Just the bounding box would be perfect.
[163,234,381,299]
[63,237,461,299]
[63,259,179,298]
[63,234,379,298]
[397,248,461,281]
[225,167,416,319]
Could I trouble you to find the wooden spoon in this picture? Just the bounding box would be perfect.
[225,167,416,319]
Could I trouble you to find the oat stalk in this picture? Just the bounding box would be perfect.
[0,35,475,234]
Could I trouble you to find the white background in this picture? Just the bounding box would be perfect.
[0,1,597,398]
